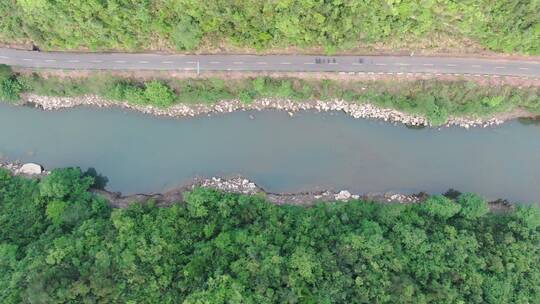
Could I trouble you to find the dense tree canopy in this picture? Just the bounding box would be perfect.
[0,167,539,303]
[0,0,538,54]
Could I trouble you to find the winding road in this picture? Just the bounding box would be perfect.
[1,48,539,78]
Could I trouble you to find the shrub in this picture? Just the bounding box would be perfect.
[457,193,489,220]
[421,195,462,219]
[123,85,146,105]
[0,78,22,102]
[143,81,176,107]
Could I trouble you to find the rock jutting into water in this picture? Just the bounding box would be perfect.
[22,93,508,128]
[0,161,48,177]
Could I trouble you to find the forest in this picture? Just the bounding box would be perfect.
[0,0,538,54]
[0,167,539,303]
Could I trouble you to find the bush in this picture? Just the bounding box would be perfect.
[0,78,22,102]
[123,85,146,105]
[421,195,462,219]
[457,193,489,220]
[143,81,176,107]
[0,64,22,102]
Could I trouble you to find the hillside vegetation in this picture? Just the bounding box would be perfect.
[0,0,538,54]
[0,168,539,303]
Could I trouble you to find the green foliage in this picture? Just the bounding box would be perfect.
[39,167,93,200]
[457,193,490,219]
[0,64,13,81]
[421,195,461,219]
[0,65,22,102]
[104,80,176,107]
[0,1,537,54]
[0,170,539,303]
[0,78,22,102]
[143,81,176,108]
[171,18,202,51]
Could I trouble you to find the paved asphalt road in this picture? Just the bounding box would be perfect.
[1,48,539,77]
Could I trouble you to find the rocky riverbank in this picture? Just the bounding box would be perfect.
[21,93,514,128]
[0,161,423,206]
[1,162,514,211]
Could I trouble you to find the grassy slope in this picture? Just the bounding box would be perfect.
[3,68,539,126]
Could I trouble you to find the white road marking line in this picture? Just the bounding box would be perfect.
[423,63,434,66]
[183,68,195,71]
[209,61,220,64]
[161,61,173,64]
[395,63,410,66]
[329,62,338,65]
[304,62,315,65]
[519,67,529,70]
[138,61,149,64]
[114,60,126,63]
[186,61,197,64]
[233,61,243,64]
[68,60,79,63]
[91,60,102,63]
[446,64,457,67]
[280,62,291,65]
[375,63,387,66]
[256,62,267,65]
[494,66,505,69]
[352,63,362,65]
[471,65,481,68]
[0,56,8,59]
[45,59,56,62]
[23,58,32,61]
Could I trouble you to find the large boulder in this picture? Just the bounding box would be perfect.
[18,163,43,175]
[335,190,352,201]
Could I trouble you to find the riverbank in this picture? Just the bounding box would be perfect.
[2,63,539,127]
[1,64,537,127]
[22,93,532,128]
[0,161,514,211]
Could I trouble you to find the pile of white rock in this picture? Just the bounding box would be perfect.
[334,190,360,201]
[23,94,506,129]
[197,177,259,194]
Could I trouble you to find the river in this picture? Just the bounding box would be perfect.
[1,103,539,203]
